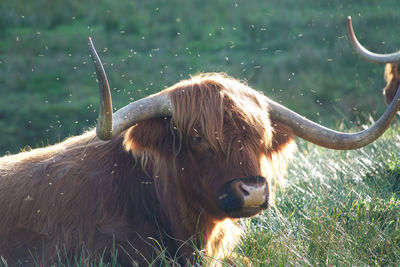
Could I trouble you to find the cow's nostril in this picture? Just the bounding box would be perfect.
[239,182,267,207]
[239,183,250,197]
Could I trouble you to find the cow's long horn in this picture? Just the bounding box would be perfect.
[88,38,172,140]
[348,16,400,63]
[266,84,400,150]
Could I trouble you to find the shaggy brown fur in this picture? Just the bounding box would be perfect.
[383,63,400,105]
[0,73,295,266]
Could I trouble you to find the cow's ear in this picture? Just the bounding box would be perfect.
[270,121,294,153]
[123,117,171,154]
[264,120,296,182]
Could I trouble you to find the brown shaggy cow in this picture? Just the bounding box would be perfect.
[0,31,400,265]
[0,72,295,266]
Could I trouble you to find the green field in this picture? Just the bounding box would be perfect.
[1,0,400,266]
[1,0,400,153]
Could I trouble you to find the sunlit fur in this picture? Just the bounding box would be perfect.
[383,63,400,105]
[0,73,295,265]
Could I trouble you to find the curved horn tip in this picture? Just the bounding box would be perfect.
[88,37,114,140]
[347,16,352,30]
[347,16,355,37]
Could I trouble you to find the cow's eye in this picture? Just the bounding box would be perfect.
[189,135,211,153]
[190,136,203,145]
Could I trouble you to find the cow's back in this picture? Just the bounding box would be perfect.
[0,131,164,265]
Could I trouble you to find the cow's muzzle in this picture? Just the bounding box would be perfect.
[217,176,269,218]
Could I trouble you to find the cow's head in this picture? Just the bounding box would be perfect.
[123,74,275,218]
[88,28,400,219]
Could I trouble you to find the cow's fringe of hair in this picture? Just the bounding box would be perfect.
[168,73,273,155]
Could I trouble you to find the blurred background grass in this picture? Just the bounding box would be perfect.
[1,0,400,154]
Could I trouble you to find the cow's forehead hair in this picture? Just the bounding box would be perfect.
[167,72,273,154]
